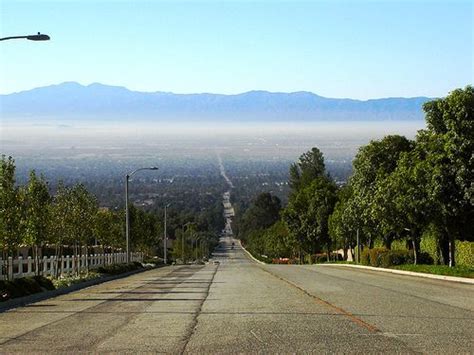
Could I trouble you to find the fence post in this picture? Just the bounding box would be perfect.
[49,256,55,276]
[66,256,70,274]
[43,256,48,275]
[17,256,23,278]
[8,257,13,280]
[27,256,33,275]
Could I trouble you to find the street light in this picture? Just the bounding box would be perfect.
[0,32,50,42]
[125,167,158,263]
[163,203,171,265]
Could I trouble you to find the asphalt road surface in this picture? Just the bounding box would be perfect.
[1,237,472,353]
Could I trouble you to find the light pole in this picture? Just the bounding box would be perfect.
[125,167,158,263]
[0,32,50,42]
[164,203,171,265]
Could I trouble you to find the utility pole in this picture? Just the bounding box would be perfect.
[182,232,185,263]
[164,204,170,265]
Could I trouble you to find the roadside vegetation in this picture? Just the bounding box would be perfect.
[236,86,473,272]
[0,262,146,302]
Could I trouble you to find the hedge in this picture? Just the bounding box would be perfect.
[360,248,432,268]
[391,240,406,251]
[368,247,389,267]
[97,262,143,275]
[379,250,412,268]
[420,227,440,264]
[360,248,370,266]
[455,241,474,267]
[0,276,55,302]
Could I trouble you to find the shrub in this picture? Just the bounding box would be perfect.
[421,227,440,264]
[391,240,406,251]
[368,247,389,267]
[15,277,43,295]
[380,250,412,268]
[360,248,370,265]
[0,276,56,302]
[33,276,55,291]
[97,263,142,275]
[417,252,434,265]
[316,255,328,263]
[0,280,22,300]
[455,241,474,267]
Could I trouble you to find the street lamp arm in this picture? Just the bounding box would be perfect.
[127,166,159,178]
[0,36,28,41]
[0,33,50,42]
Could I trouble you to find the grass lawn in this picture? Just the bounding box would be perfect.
[391,264,474,278]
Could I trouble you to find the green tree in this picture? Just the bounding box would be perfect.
[94,209,124,250]
[0,156,22,260]
[21,171,51,275]
[419,86,474,265]
[289,147,326,191]
[50,183,98,274]
[284,176,337,261]
[349,135,413,248]
[329,185,356,260]
[238,192,281,242]
[262,221,294,258]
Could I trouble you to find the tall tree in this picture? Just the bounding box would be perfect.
[238,192,281,241]
[329,185,357,260]
[349,135,413,247]
[289,147,326,191]
[0,156,22,259]
[21,171,51,274]
[420,86,474,265]
[284,176,337,261]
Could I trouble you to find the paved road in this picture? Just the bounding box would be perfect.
[1,238,472,353]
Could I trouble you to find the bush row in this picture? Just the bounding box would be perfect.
[419,227,473,267]
[96,261,143,275]
[0,276,55,302]
[1,262,145,302]
[360,248,433,268]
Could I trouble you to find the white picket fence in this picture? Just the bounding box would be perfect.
[0,252,143,280]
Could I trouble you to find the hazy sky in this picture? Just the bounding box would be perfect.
[1,0,472,99]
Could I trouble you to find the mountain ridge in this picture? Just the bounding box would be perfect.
[0,82,432,122]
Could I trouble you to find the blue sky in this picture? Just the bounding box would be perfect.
[0,0,472,99]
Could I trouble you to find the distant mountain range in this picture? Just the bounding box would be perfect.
[0,82,431,122]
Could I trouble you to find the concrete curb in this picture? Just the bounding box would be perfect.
[0,266,162,312]
[318,263,474,285]
[238,241,266,265]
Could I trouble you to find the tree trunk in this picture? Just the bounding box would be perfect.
[448,238,455,267]
[343,238,348,261]
[412,239,417,265]
[34,245,40,276]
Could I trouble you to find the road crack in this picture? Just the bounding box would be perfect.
[180,264,219,354]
